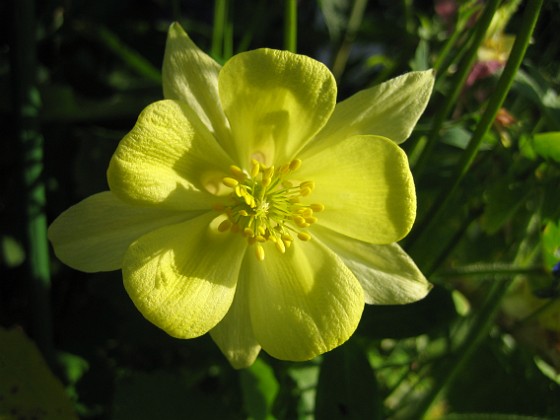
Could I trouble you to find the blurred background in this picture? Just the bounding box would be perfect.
[1,0,560,418]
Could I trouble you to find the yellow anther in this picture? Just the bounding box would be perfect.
[243,227,254,237]
[289,159,302,171]
[275,240,286,254]
[262,177,271,187]
[281,233,293,242]
[251,160,260,178]
[255,244,265,261]
[238,210,249,217]
[256,235,267,242]
[257,225,267,236]
[300,187,312,197]
[229,165,246,179]
[223,177,239,188]
[298,232,312,241]
[298,208,313,217]
[263,166,275,180]
[218,219,232,232]
[284,239,292,248]
[240,192,254,207]
[293,215,306,226]
[310,203,325,212]
[305,216,318,224]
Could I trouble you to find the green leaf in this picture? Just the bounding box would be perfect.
[0,327,77,420]
[1,235,25,267]
[315,342,381,420]
[482,179,531,234]
[533,132,560,162]
[239,358,279,420]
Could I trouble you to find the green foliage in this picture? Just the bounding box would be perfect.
[2,0,559,418]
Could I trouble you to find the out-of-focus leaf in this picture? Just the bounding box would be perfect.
[0,327,77,420]
[542,220,560,268]
[482,179,531,234]
[315,342,381,420]
[357,286,457,339]
[112,370,236,420]
[239,358,279,420]
[410,38,430,71]
[533,132,560,162]
[1,235,25,267]
[317,0,350,42]
[288,364,320,419]
[441,414,554,420]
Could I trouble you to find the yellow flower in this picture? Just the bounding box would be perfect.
[48,23,434,368]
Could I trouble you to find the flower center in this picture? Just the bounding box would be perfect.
[214,159,324,261]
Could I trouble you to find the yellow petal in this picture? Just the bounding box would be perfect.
[47,191,194,272]
[312,70,434,147]
[314,226,431,304]
[122,212,247,338]
[162,23,231,146]
[107,100,234,210]
[247,240,364,361]
[298,135,416,244]
[218,49,337,167]
[210,259,262,369]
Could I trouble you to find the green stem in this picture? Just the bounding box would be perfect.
[212,0,228,59]
[407,0,544,253]
[413,0,501,178]
[332,0,368,81]
[12,0,54,364]
[284,0,297,53]
[413,279,513,419]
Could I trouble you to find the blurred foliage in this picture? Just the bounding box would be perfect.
[1,0,560,419]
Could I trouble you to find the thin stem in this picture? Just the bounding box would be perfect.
[412,279,513,419]
[407,0,544,253]
[284,0,297,53]
[332,0,368,81]
[413,0,501,178]
[12,0,54,364]
[212,0,228,59]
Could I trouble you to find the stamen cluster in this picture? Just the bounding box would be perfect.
[215,159,324,261]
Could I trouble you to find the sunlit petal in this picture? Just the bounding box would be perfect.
[122,213,247,338]
[314,226,431,304]
[107,100,234,210]
[311,70,434,148]
[48,192,195,272]
[163,22,231,145]
[298,135,416,244]
[219,49,336,167]
[247,240,364,361]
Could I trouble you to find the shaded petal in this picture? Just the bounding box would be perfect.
[312,70,435,147]
[298,135,416,244]
[162,22,230,144]
[247,240,364,361]
[48,191,194,273]
[210,258,261,369]
[108,100,234,210]
[219,49,336,167]
[314,226,431,304]
[123,212,247,338]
